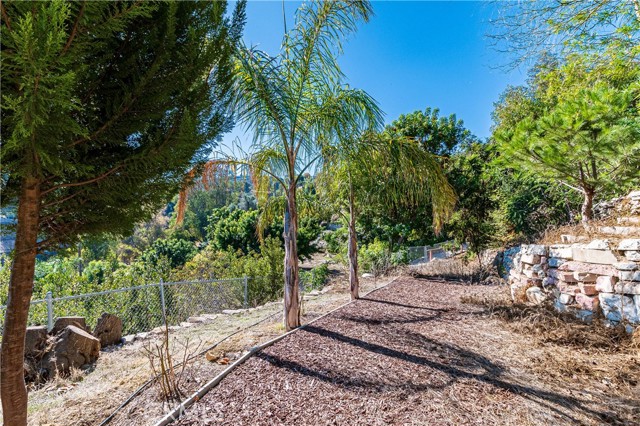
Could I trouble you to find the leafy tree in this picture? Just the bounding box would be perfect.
[445,142,497,264]
[229,1,380,330]
[141,238,197,269]
[386,107,472,156]
[206,207,261,253]
[206,206,321,260]
[495,83,640,223]
[0,1,245,423]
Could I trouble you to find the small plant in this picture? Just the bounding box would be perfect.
[143,321,198,403]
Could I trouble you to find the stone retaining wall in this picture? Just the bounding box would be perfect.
[508,239,640,329]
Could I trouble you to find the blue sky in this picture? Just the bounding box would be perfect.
[222,1,527,150]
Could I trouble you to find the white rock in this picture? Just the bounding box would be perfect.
[613,281,640,295]
[521,253,541,265]
[549,245,573,259]
[362,273,374,278]
[619,271,635,281]
[595,275,618,293]
[586,239,611,250]
[526,287,547,305]
[614,262,638,271]
[522,244,547,256]
[618,239,640,251]
[598,293,638,324]
[559,293,574,304]
[624,251,640,261]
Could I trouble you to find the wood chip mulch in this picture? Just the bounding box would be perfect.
[174,277,639,425]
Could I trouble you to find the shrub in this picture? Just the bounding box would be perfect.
[300,263,330,291]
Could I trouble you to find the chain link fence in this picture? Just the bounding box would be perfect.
[0,278,256,337]
[0,275,325,337]
[407,241,456,264]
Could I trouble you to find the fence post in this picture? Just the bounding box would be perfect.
[423,246,428,261]
[243,276,248,308]
[159,278,167,321]
[45,291,53,332]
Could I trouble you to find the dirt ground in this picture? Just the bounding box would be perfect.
[22,264,394,426]
[174,276,640,426]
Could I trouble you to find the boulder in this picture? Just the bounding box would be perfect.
[598,293,638,324]
[618,239,640,251]
[526,287,546,305]
[42,325,100,375]
[575,293,599,311]
[595,275,618,293]
[93,313,123,347]
[25,326,49,358]
[51,317,87,335]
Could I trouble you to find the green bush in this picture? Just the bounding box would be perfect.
[359,239,391,276]
[324,227,347,254]
[300,263,329,291]
[141,238,197,269]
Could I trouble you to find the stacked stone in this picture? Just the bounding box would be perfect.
[508,239,640,327]
[508,244,548,304]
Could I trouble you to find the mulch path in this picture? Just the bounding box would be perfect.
[174,277,639,426]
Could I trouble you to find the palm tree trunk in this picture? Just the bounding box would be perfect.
[283,185,301,331]
[347,178,359,300]
[1,177,41,426]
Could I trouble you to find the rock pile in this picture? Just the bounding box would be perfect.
[509,239,640,328]
[22,313,122,381]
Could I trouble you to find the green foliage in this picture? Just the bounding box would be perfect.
[358,239,410,276]
[387,107,473,155]
[206,207,261,254]
[444,142,497,256]
[1,0,246,247]
[172,237,284,306]
[300,263,330,291]
[206,206,322,260]
[324,227,348,255]
[141,238,197,269]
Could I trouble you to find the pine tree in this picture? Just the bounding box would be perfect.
[0,1,245,424]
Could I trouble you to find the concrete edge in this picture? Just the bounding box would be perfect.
[152,275,402,426]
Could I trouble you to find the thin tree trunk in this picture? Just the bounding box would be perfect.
[283,185,300,331]
[581,187,594,225]
[1,177,41,426]
[347,179,359,300]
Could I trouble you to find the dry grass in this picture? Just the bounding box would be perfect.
[538,215,640,245]
[461,285,640,407]
[412,255,500,284]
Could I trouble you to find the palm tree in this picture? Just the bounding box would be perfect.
[229,1,381,330]
[320,132,457,300]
